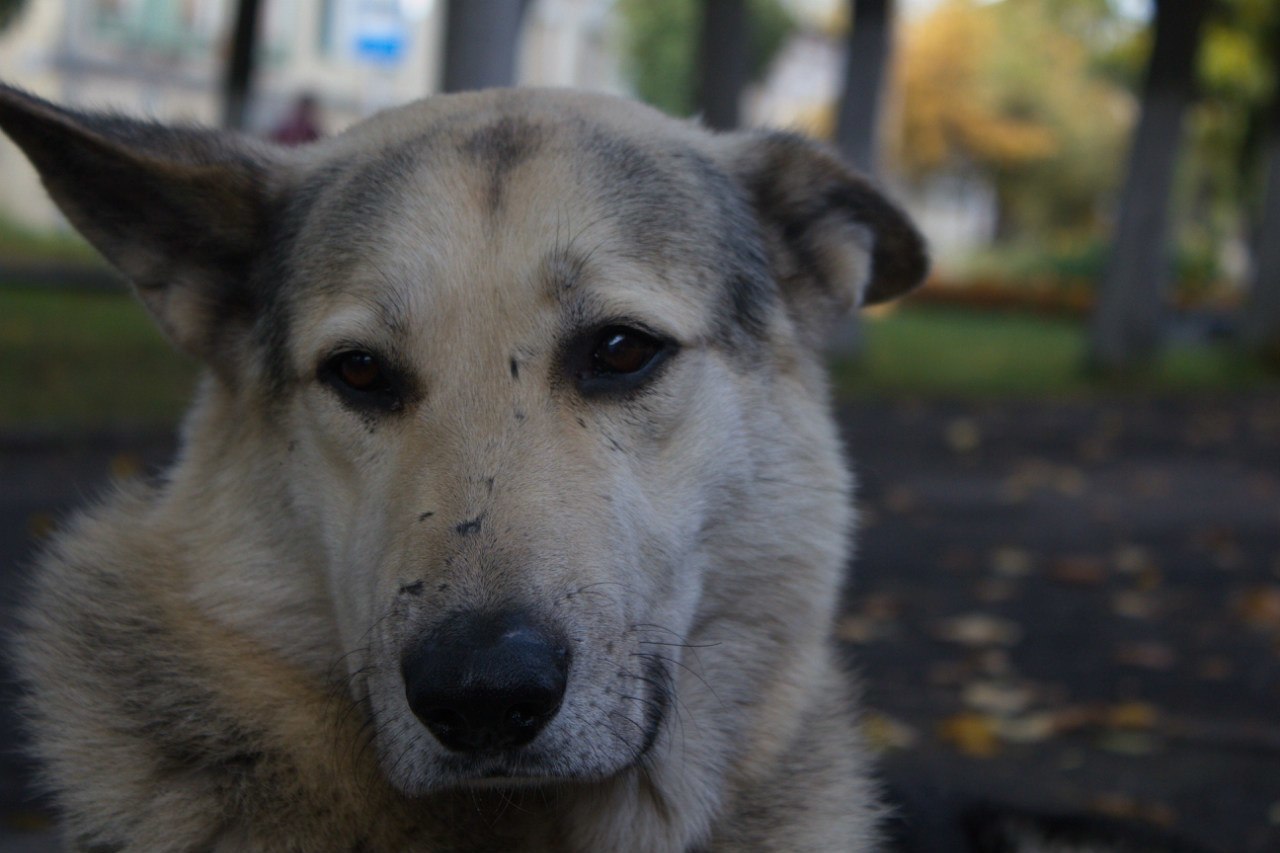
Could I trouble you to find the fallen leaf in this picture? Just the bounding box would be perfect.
[990,547,1034,578]
[1133,470,1172,498]
[1076,436,1111,462]
[938,713,1001,758]
[835,615,882,644]
[934,613,1023,648]
[1236,585,1280,632]
[110,453,142,479]
[961,680,1033,716]
[976,649,1014,677]
[1058,748,1085,769]
[1247,474,1278,501]
[861,593,901,621]
[944,418,981,453]
[993,712,1057,743]
[1098,730,1159,757]
[861,712,920,752]
[1052,466,1087,496]
[1112,544,1155,575]
[1107,701,1160,730]
[1049,555,1107,586]
[1115,642,1177,671]
[1134,566,1164,592]
[928,660,972,687]
[884,486,916,514]
[1194,656,1233,681]
[973,578,1016,603]
[1089,793,1176,827]
[940,546,977,573]
[1111,590,1157,620]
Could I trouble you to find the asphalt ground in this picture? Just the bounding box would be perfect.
[0,395,1276,851]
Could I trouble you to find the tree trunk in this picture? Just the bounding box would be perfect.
[442,0,531,93]
[1087,0,1209,371]
[831,0,894,360]
[1244,27,1280,368]
[835,0,892,176]
[221,0,262,130]
[696,0,749,130]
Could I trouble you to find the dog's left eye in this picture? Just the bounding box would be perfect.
[594,327,664,375]
[320,350,403,411]
[571,324,674,396]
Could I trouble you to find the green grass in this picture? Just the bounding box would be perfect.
[834,307,1277,398]
[1,290,1275,430]
[0,217,101,264]
[0,287,197,429]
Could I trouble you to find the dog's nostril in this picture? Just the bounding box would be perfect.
[402,611,570,753]
[421,707,466,736]
[508,704,541,728]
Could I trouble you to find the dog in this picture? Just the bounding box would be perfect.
[1,84,928,851]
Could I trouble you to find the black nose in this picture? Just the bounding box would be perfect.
[402,611,570,753]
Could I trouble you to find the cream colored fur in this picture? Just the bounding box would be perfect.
[4,86,927,852]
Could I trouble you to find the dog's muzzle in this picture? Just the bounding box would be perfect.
[401,610,570,753]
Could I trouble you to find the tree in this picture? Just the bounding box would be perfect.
[1088,0,1211,371]
[221,0,263,130]
[1244,20,1280,367]
[696,0,750,130]
[892,0,1131,243]
[835,0,893,175]
[617,0,793,118]
[0,0,23,32]
[442,0,532,93]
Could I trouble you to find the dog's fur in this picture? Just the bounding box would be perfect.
[2,85,928,852]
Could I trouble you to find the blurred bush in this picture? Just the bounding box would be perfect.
[616,0,794,118]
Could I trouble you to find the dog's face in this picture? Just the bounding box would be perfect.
[0,87,925,794]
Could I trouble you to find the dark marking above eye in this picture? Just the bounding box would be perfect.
[455,514,485,536]
[461,116,544,213]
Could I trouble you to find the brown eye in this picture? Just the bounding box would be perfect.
[321,349,404,412]
[593,327,663,375]
[336,352,383,391]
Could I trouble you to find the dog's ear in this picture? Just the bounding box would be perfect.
[718,131,928,340]
[0,84,282,361]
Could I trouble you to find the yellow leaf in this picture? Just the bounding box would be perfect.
[938,713,1001,758]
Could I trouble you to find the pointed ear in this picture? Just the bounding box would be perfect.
[718,131,928,341]
[0,84,283,361]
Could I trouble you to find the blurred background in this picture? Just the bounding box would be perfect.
[0,1,1277,851]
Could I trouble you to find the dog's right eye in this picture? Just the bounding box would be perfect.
[320,350,404,411]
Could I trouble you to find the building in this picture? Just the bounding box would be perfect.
[0,0,623,230]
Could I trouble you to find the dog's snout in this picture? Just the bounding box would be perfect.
[402,611,569,753]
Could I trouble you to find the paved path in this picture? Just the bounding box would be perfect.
[841,396,1280,852]
[0,396,1276,851]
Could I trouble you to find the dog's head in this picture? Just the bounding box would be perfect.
[0,86,925,794]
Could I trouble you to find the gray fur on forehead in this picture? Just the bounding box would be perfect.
[278,99,776,334]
